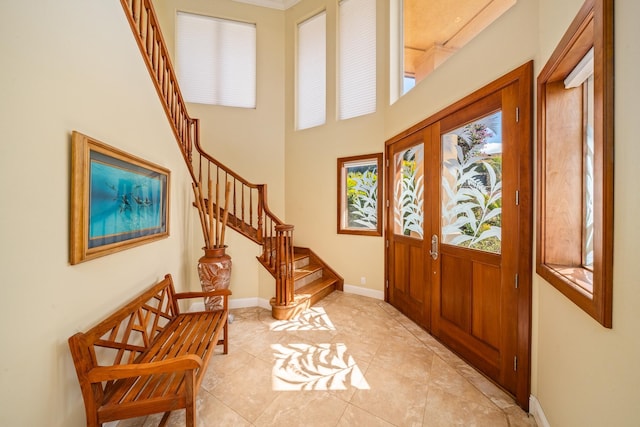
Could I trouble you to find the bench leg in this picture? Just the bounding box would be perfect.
[223,318,229,354]
[185,370,197,427]
[158,411,172,427]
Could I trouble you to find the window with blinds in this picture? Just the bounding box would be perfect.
[338,0,376,120]
[296,11,326,130]
[176,12,256,109]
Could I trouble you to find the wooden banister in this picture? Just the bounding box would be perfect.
[119,0,294,311]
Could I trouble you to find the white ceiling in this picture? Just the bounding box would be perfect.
[232,0,301,10]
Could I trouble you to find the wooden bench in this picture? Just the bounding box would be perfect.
[68,274,230,427]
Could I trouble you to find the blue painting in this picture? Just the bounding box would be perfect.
[88,150,167,249]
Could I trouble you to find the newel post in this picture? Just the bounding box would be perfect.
[274,224,294,306]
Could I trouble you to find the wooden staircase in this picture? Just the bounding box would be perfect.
[293,248,343,303]
[269,247,343,319]
[118,0,341,319]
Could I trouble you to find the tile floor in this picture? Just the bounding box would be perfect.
[118,291,536,427]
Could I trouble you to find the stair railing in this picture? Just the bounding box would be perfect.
[119,0,294,308]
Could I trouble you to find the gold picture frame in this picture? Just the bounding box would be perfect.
[70,131,170,264]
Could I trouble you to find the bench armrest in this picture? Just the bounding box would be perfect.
[87,354,203,383]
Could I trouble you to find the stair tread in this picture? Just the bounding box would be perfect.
[293,262,322,280]
[295,277,337,296]
[293,253,308,262]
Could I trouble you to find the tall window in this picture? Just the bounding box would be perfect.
[537,0,613,327]
[176,12,256,108]
[338,0,376,120]
[296,12,326,130]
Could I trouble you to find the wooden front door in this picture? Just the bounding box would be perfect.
[386,130,432,330]
[385,63,532,409]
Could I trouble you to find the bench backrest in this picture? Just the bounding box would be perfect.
[68,274,180,399]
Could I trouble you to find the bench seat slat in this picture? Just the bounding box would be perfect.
[104,311,225,405]
[102,313,203,404]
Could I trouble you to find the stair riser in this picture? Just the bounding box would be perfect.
[294,256,309,269]
[308,283,337,306]
[294,269,323,290]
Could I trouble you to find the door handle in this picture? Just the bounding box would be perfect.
[429,234,438,260]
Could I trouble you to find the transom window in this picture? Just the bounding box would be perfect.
[390,0,517,102]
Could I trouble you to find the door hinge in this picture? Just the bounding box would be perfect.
[386,279,389,289]
[516,107,520,123]
[386,240,389,248]
[514,356,518,371]
[386,159,389,167]
[515,190,520,206]
[515,273,519,289]
[386,199,390,208]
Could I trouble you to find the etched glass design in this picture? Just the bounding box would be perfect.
[393,143,424,238]
[441,111,502,253]
[345,161,378,229]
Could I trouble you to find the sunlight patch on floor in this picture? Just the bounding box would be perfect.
[270,307,336,331]
[271,343,370,391]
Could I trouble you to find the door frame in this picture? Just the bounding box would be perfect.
[384,62,533,409]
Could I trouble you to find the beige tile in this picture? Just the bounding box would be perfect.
[423,385,509,427]
[205,355,279,423]
[118,291,535,427]
[337,404,395,427]
[254,391,348,426]
[370,339,434,383]
[201,348,257,392]
[141,391,252,427]
[330,332,381,364]
[350,361,429,425]
[504,405,538,427]
[428,356,497,410]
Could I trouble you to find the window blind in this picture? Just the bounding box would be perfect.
[338,0,376,120]
[296,11,326,130]
[176,12,256,108]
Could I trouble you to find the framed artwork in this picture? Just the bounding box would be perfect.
[337,153,383,236]
[70,131,170,264]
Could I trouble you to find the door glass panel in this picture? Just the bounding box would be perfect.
[441,111,502,253]
[393,143,424,239]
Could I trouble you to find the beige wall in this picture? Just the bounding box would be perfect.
[533,0,640,425]
[154,0,287,301]
[284,0,388,294]
[1,0,639,425]
[0,2,197,425]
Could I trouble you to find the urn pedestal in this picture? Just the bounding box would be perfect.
[197,246,232,311]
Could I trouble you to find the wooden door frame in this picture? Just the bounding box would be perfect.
[384,61,533,409]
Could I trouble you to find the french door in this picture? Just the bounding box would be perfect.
[385,63,533,409]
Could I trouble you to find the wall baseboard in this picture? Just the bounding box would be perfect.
[188,285,383,313]
[189,298,271,313]
[343,284,384,300]
[529,395,551,427]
